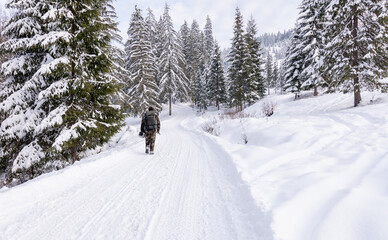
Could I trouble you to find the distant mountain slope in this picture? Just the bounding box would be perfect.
[258,29,292,60]
[220,29,292,71]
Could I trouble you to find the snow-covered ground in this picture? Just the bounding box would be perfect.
[1,91,387,240]
[189,91,388,240]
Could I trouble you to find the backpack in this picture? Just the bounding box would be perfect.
[144,111,157,131]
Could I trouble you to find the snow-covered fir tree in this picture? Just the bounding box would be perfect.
[284,24,305,98]
[145,8,158,50]
[158,3,190,116]
[188,20,203,105]
[180,16,217,111]
[197,16,216,111]
[273,58,279,93]
[244,16,265,103]
[179,20,191,76]
[193,31,208,111]
[145,8,161,88]
[0,0,124,185]
[0,6,9,84]
[203,16,215,67]
[201,16,216,110]
[265,54,273,95]
[228,7,247,111]
[177,21,191,102]
[297,0,328,96]
[124,6,160,116]
[322,0,387,106]
[277,62,287,94]
[196,57,209,111]
[155,16,166,89]
[209,42,227,110]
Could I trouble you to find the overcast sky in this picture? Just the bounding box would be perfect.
[112,0,301,49]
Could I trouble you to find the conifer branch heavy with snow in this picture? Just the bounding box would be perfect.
[322,0,387,106]
[209,42,227,110]
[228,8,265,110]
[285,0,387,105]
[0,0,124,185]
[228,7,247,111]
[158,4,190,116]
[124,6,160,116]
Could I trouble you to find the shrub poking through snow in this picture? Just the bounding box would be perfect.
[202,117,220,136]
[220,109,257,120]
[240,120,248,144]
[262,101,276,117]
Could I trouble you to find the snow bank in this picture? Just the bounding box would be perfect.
[191,91,388,240]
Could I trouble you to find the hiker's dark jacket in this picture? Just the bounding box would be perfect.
[141,110,160,133]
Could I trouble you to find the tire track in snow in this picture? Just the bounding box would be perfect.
[21,149,155,240]
[4,147,141,239]
[73,127,188,240]
[1,105,274,240]
[141,106,273,240]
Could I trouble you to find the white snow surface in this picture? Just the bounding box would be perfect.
[1,91,388,240]
[192,91,388,240]
[0,105,272,240]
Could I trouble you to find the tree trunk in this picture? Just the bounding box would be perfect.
[169,94,172,116]
[354,78,361,107]
[352,4,361,107]
[71,146,78,163]
[314,86,318,96]
[70,11,76,79]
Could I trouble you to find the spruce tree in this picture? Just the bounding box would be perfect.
[196,63,209,111]
[179,20,191,79]
[203,16,215,67]
[273,58,279,93]
[244,16,265,103]
[0,0,124,184]
[0,5,9,84]
[278,62,287,94]
[180,21,190,59]
[0,0,48,179]
[145,8,160,88]
[228,7,246,111]
[124,6,160,116]
[194,32,207,111]
[199,16,215,110]
[284,25,305,98]
[209,42,227,110]
[323,0,387,106]
[188,20,203,105]
[297,0,328,96]
[265,54,273,95]
[158,3,189,116]
[145,8,158,49]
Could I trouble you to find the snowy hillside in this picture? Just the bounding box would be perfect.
[191,91,388,240]
[1,91,388,240]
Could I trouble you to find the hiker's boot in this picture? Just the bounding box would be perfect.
[150,151,154,155]
[145,146,150,154]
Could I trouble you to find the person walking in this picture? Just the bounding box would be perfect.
[140,106,160,154]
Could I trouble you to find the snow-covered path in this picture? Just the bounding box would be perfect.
[0,105,272,240]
